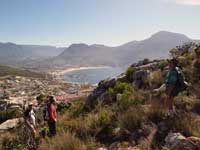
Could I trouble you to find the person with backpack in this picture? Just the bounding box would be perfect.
[44,96,57,137]
[165,58,187,116]
[24,102,36,137]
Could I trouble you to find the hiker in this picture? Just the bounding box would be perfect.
[165,58,186,116]
[24,102,36,137]
[44,96,57,136]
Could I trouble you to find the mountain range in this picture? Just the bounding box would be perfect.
[0,42,64,66]
[0,31,199,69]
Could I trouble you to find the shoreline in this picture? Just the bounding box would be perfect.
[50,66,111,76]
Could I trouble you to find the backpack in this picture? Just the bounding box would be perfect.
[24,109,30,118]
[175,67,187,93]
[43,104,50,121]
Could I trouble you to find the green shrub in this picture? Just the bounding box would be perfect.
[69,98,86,117]
[115,90,136,111]
[0,109,22,123]
[125,67,135,82]
[106,87,115,102]
[106,88,115,97]
[36,93,49,105]
[57,102,71,114]
[114,81,132,94]
[40,127,50,138]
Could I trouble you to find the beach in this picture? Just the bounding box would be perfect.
[50,66,110,76]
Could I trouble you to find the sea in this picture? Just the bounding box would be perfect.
[64,67,124,85]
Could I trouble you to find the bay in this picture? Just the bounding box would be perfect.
[64,67,124,84]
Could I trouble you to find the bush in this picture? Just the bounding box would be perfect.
[114,82,132,94]
[115,90,136,111]
[0,109,22,123]
[125,67,135,82]
[57,102,71,114]
[69,98,86,117]
[158,60,168,70]
[36,93,49,105]
[106,87,115,102]
[85,108,113,136]
[117,106,145,132]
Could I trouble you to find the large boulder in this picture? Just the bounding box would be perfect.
[0,118,23,131]
[133,70,148,88]
[165,132,200,150]
[85,78,117,110]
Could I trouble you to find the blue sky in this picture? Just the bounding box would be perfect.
[0,0,200,46]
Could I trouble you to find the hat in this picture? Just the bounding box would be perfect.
[49,96,56,103]
[28,102,33,106]
[168,58,178,66]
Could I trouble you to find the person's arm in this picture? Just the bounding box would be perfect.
[25,117,35,130]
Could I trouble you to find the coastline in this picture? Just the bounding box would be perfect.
[50,66,111,76]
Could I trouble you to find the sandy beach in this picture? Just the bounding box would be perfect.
[50,66,110,76]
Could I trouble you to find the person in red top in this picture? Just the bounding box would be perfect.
[47,96,57,136]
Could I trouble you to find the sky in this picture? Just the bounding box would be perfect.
[0,0,200,47]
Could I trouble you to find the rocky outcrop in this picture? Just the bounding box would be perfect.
[165,133,200,150]
[85,77,118,110]
[85,61,161,110]
[0,118,23,131]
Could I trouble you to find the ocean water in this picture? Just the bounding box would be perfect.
[64,67,124,84]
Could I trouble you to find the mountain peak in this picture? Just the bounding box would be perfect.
[150,31,189,40]
[68,43,89,49]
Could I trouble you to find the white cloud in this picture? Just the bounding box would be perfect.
[176,0,200,5]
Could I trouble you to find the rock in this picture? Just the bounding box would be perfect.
[165,133,200,150]
[0,118,23,131]
[112,127,121,137]
[85,78,117,110]
[98,148,107,150]
[109,142,120,150]
[98,78,116,89]
[165,133,186,148]
[128,123,157,149]
[133,70,148,88]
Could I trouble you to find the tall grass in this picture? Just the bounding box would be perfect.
[39,132,86,150]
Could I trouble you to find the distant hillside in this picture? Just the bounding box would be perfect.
[0,42,65,66]
[1,31,200,69]
[41,31,200,68]
[0,65,46,78]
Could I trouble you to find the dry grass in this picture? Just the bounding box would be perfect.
[117,106,145,132]
[39,132,86,150]
[174,112,200,137]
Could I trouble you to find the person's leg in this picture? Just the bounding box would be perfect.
[51,122,56,136]
[168,96,174,110]
[48,122,53,136]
